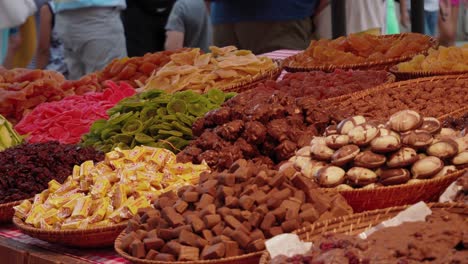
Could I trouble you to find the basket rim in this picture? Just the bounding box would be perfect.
[0,199,24,209]
[13,216,127,235]
[326,168,466,194]
[114,229,263,264]
[438,106,468,121]
[389,65,468,75]
[283,33,438,71]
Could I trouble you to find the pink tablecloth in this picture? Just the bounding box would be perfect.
[0,49,300,264]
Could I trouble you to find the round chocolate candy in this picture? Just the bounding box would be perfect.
[378,168,411,186]
[411,156,444,179]
[353,151,386,169]
[316,166,346,187]
[346,167,378,187]
[325,134,350,149]
[387,147,419,168]
[370,135,401,153]
[401,130,433,149]
[434,165,457,178]
[452,151,468,167]
[348,124,379,146]
[387,110,423,132]
[420,117,441,134]
[426,139,458,159]
[295,146,311,157]
[331,144,360,166]
[336,116,366,135]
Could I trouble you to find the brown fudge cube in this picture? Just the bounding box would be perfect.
[225,196,239,208]
[182,191,199,203]
[135,230,148,240]
[201,242,226,260]
[281,219,300,233]
[161,207,185,227]
[212,222,225,236]
[251,190,268,204]
[231,229,252,248]
[126,219,140,233]
[188,215,205,233]
[154,253,176,261]
[203,214,222,228]
[268,174,285,187]
[145,249,158,260]
[300,207,319,223]
[201,179,218,196]
[179,229,201,247]
[120,232,137,251]
[196,193,214,210]
[272,206,286,221]
[223,241,239,257]
[239,195,255,210]
[306,189,330,213]
[161,240,182,255]
[200,204,216,216]
[178,245,199,261]
[248,212,263,228]
[131,240,146,259]
[147,216,160,230]
[173,200,189,214]
[267,226,283,237]
[247,239,265,253]
[250,229,265,241]
[202,229,214,242]
[219,173,235,186]
[260,213,276,231]
[143,237,165,251]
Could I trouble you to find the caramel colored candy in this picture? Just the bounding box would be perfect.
[401,130,433,149]
[371,135,401,153]
[316,166,346,187]
[201,243,226,259]
[295,146,311,157]
[387,147,419,168]
[179,246,199,261]
[331,144,360,166]
[387,110,422,132]
[427,139,459,159]
[348,124,379,146]
[346,167,378,187]
[335,184,354,191]
[337,115,366,135]
[325,134,350,149]
[353,151,386,169]
[378,168,411,186]
[310,138,335,161]
[411,156,444,179]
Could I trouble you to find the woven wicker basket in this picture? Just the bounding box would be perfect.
[283,33,438,73]
[13,217,126,248]
[259,202,467,264]
[438,105,468,122]
[0,200,23,223]
[115,230,261,264]
[221,60,282,93]
[327,168,466,213]
[389,66,468,81]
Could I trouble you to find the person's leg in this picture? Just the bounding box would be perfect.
[438,0,459,46]
[213,23,239,48]
[122,7,161,56]
[427,11,439,36]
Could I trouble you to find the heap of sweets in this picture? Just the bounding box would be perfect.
[284,110,468,189]
[59,73,103,95]
[0,142,104,204]
[81,88,234,153]
[143,46,277,93]
[453,171,468,203]
[397,45,468,72]
[177,87,334,170]
[290,33,432,67]
[14,146,209,229]
[118,159,352,261]
[270,210,467,264]
[0,114,23,151]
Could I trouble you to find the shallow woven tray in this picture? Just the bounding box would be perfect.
[221,60,282,94]
[389,66,468,81]
[283,33,438,72]
[13,217,127,248]
[115,230,261,264]
[325,168,466,213]
[259,202,467,263]
[0,200,23,223]
[438,105,468,122]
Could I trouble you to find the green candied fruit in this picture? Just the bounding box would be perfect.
[140,89,165,100]
[225,92,237,100]
[107,111,134,125]
[134,133,155,144]
[112,134,133,144]
[121,119,144,135]
[187,97,209,116]
[175,112,195,126]
[158,130,183,137]
[167,99,187,114]
[206,89,225,105]
[171,121,192,137]
[173,90,201,103]
[140,107,158,122]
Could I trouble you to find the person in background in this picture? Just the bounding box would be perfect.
[438,0,464,46]
[2,29,22,69]
[122,0,175,57]
[35,1,68,76]
[164,0,212,52]
[400,0,439,36]
[52,0,127,80]
[209,0,319,54]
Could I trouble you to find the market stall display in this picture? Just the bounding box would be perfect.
[0,114,23,151]
[13,146,209,247]
[115,159,352,262]
[284,33,436,72]
[81,89,235,153]
[15,81,136,144]
[143,46,279,93]
[0,142,104,222]
[391,45,468,80]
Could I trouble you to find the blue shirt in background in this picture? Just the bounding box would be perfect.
[211,0,318,25]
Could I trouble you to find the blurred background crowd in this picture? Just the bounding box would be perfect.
[1,0,467,80]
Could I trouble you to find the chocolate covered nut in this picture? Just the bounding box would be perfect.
[316,166,346,187]
[452,151,468,166]
[387,110,423,132]
[336,184,354,191]
[353,151,386,169]
[387,147,419,168]
[370,135,401,153]
[378,128,400,137]
[378,168,411,186]
[346,167,378,187]
[337,115,366,135]
[179,246,199,261]
[434,165,457,178]
[331,144,360,166]
[348,124,379,146]
[295,146,311,157]
[154,253,176,261]
[411,156,444,179]
[427,139,459,159]
[420,117,441,134]
[201,243,226,259]
[310,138,335,161]
[401,130,433,149]
[143,237,164,251]
[131,240,146,259]
[325,134,350,149]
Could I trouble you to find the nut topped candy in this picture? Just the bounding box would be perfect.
[420,117,441,134]
[348,124,379,146]
[353,151,386,169]
[346,167,378,187]
[387,110,423,132]
[371,135,401,153]
[387,147,419,168]
[426,139,458,159]
[337,115,366,135]
[401,130,433,149]
[378,168,411,186]
[325,134,350,149]
[411,156,444,179]
[316,166,346,187]
[331,144,360,166]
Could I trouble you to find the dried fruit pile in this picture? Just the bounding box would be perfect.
[285,110,467,189]
[82,89,235,153]
[397,45,468,72]
[0,142,104,204]
[118,159,351,261]
[59,73,103,95]
[177,87,332,170]
[14,146,209,229]
[262,70,390,99]
[15,81,135,144]
[289,33,432,67]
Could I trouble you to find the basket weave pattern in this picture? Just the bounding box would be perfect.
[389,66,468,81]
[0,200,22,223]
